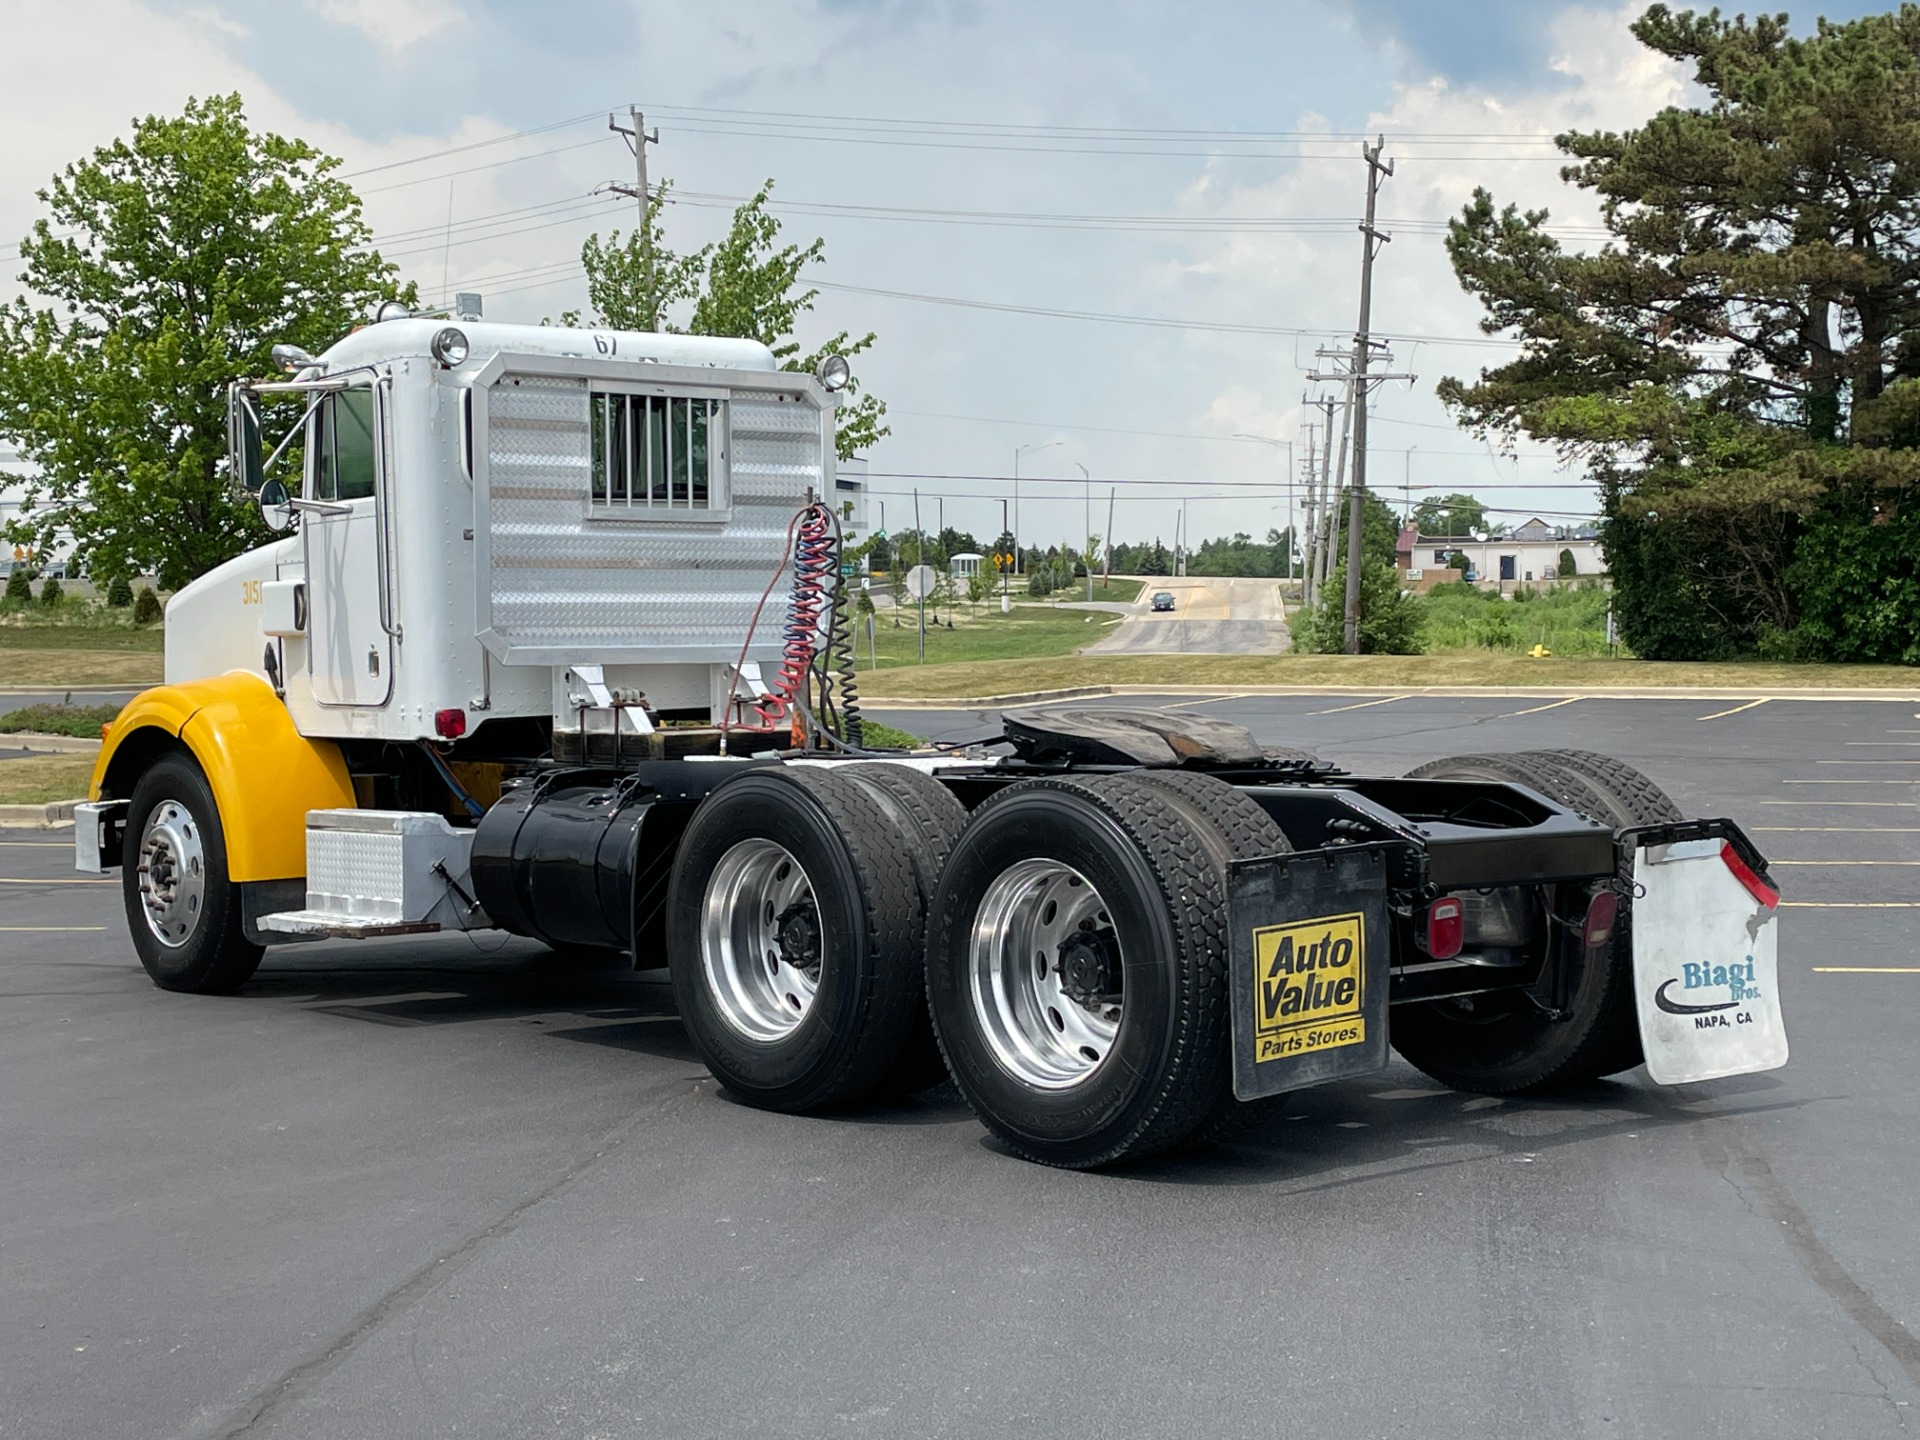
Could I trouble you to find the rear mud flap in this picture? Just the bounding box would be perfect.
[1628,829,1788,1085]
[1228,843,1395,1101]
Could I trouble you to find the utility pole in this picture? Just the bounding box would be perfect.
[1077,463,1093,601]
[1343,137,1392,654]
[606,107,661,330]
[1104,487,1116,584]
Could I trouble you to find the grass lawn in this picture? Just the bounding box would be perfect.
[860,650,1920,701]
[0,755,96,805]
[854,604,1121,671]
[0,619,165,687]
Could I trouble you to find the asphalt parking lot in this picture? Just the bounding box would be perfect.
[3,693,1917,1439]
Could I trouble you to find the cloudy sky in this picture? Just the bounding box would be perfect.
[0,0,1889,552]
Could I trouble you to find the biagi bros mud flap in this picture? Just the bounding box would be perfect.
[1228,843,1394,1101]
[1629,828,1788,1085]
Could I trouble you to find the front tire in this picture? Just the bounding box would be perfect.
[122,752,263,994]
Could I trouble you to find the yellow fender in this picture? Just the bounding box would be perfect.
[92,672,354,883]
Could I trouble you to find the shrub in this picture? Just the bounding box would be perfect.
[106,574,134,608]
[39,577,63,608]
[1026,569,1054,597]
[1291,560,1423,654]
[3,569,30,608]
[1558,547,1577,578]
[132,586,164,625]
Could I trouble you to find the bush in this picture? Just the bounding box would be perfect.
[39,577,63,608]
[106,574,134,608]
[1415,579,1614,656]
[1788,490,1920,665]
[1558,547,1577,578]
[1291,560,1423,654]
[132,586,163,625]
[3,568,30,607]
[1026,569,1054,597]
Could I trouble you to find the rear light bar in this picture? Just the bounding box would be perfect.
[1425,897,1464,960]
[1720,841,1780,909]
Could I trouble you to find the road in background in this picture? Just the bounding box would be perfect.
[1083,575,1291,655]
[3,695,1917,1438]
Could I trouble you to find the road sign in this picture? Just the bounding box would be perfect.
[840,563,854,577]
[905,564,938,600]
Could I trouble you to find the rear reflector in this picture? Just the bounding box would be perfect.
[1582,890,1619,948]
[1426,897,1464,960]
[434,708,467,740]
[1720,841,1780,909]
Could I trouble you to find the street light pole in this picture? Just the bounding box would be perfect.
[1076,462,1092,601]
[1235,433,1294,583]
[1013,440,1060,577]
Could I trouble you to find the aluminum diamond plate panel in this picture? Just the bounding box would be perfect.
[479,373,820,662]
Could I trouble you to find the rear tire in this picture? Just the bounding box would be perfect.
[122,752,262,995]
[1124,771,1297,1148]
[926,775,1236,1168]
[837,763,971,1095]
[666,767,923,1112]
[1390,752,1647,1093]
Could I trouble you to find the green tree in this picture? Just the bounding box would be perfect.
[1439,7,1920,662]
[577,181,889,461]
[571,182,709,334]
[1411,492,1488,537]
[1558,547,1578,578]
[132,586,162,625]
[3,568,29,607]
[105,573,134,608]
[1291,558,1423,654]
[0,94,411,589]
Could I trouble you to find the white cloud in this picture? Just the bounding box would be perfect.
[304,0,462,53]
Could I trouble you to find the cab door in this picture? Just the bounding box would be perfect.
[304,386,394,706]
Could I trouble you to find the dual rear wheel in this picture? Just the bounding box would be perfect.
[667,765,1287,1167]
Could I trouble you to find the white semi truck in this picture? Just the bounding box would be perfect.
[75,310,1788,1168]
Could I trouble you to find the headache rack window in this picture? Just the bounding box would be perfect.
[589,390,728,518]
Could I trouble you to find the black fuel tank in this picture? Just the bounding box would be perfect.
[469,761,748,957]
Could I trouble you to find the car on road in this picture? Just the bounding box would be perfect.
[1150,590,1176,611]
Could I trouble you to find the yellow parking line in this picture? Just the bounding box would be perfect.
[0,926,107,932]
[1760,801,1917,807]
[1500,697,1579,718]
[1816,759,1920,765]
[1845,742,1920,747]
[1780,780,1918,785]
[0,842,71,848]
[1782,901,1920,908]
[1773,859,1920,866]
[0,878,115,886]
[1315,695,1409,715]
[1753,826,1920,832]
[1813,967,1920,973]
[1697,698,1770,721]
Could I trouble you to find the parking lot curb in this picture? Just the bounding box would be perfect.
[0,800,81,829]
[0,733,103,754]
[864,683,1920,709]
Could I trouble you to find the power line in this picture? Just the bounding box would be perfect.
[337,109,611,179]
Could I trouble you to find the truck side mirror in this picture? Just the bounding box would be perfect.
[227,382,265,494]
[258,477,295,532]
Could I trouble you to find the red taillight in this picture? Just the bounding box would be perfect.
[1719,841,1779,909]
[1426,897,1464,960]
[433,708,466,740]
[1582,890,1619,949]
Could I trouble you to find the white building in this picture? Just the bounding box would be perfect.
[1397,517,1606,593]
[0,444,73,573]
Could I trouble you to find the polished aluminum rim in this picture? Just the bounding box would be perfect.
[968,859,1122,1090]
[700,838,821,1042]
[137,799,205,949]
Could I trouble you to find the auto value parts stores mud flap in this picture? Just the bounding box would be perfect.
[1625,822,1788,1085]
[1227,842,1397,1101]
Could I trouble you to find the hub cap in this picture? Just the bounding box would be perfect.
[968,859,1123,1089]
[136,799,205,949]
[700,838,822,1042]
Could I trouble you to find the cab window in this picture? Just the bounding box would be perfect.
[313,389,377,502]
